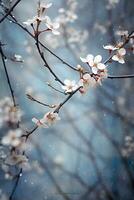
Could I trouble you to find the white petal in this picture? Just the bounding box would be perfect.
[41,3,52,8]
[80,57,87,63]
[97,63,106,70]
[112,55,119,61]
[83,73,91,80]
[92,67,98,74]
[64,79,71,85]
[118,48,126,56]
[71,80,76,86]
[103,45,117,50]
[118,58,125,64]
[94,55,102,64]
[78,79,83,87]
[86,54,94,62]
[53,22,60,29]
[44,16,51,23]
[52,29,60,35]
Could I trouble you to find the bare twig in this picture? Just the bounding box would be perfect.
[0,43,16,106]
[0,0,21,23]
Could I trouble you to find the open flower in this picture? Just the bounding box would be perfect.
[45,16,60,35]
[43,112,60,126]
[62,79,78,93]
[80,54,106,74]
[79,73,96,88]
[1,129,22,147]
[112,48,126,64]
[95,68,108,85]
[78,73,96,94]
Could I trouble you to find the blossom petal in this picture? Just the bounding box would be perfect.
[94,55,102,64]
[92,67,98,74]
[112,55,119,61]
[80,57,88,63]
[52,30,60,35]
[86,54,94,62]
[97,63,106,70]
[118,48,126,56]
[118,58,125,64]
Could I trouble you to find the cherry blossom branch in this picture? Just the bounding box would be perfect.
[47,82,66,95]
[35,34,65,85]
[0,0,21,23]
[26,94,56,108]
[23,86,82,138]
[4,13,78,71]
[104,31,134,65]
[0,43,16,107]
[108,74,134,79]
[54,86,81,113]
[3,13,134,80]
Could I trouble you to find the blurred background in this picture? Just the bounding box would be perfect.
[0,0,134,199]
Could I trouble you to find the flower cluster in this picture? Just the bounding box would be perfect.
[23,2,60,35]
[0,97,23,127]
[1,129,23,147]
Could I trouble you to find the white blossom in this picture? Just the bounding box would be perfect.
[45,16,60,35]
[80,54,106,74]
[43,112,60,126]
[5,152,28,167]
[66,10,77,22]
[1,129,22,147]
[112,48,126,64]
[78,73,96,94]
[62,79,78,93]
[0,97,23,126]
[103,45,118,51]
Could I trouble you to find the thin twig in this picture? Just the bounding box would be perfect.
[0,43,16,106]
[0,0,21,23]
[26,94,56,108]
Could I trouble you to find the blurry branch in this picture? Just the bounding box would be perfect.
[9,168,22,200]
[91,116,134,189]
[64,110,115,200]
[0,43,16,107]
[0,0,21,23]
[31,140,71,200]
[32,138,89,189]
